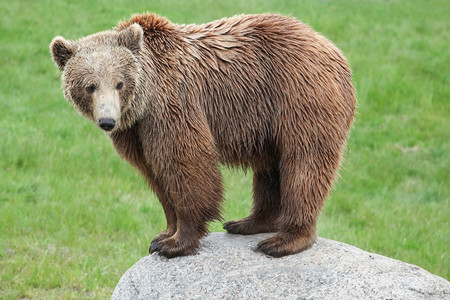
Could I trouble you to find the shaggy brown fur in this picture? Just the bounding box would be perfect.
[50,13,356,258]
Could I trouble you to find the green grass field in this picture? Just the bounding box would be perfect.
[1,0,448,298]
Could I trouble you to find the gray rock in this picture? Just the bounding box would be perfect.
[112,233,450,300]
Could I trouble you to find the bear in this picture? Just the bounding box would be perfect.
[50,13,356,258]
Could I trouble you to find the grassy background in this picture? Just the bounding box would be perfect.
[0,0,448,298]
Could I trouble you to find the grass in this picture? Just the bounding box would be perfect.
[0,0,448,298]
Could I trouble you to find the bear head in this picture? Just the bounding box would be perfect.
[50,24,144,132]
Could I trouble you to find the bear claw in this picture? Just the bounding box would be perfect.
[149,239,164,254]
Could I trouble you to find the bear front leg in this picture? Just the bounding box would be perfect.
[136,173,177,254]
[149,198,177,253]
[140,104,224,258]
[224,167,280,234]
[155,159,224,258]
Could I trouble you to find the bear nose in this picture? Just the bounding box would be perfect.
[98,118,116,131]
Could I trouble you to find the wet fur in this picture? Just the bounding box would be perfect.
[52,13,356,258]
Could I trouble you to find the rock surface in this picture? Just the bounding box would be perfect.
[112,233,449,300]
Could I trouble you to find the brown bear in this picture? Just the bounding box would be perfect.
[50,13,356,258]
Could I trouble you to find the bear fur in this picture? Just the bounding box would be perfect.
[50,13,356,258]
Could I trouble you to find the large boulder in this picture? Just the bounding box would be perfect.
[112,233,449,299]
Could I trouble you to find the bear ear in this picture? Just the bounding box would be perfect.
[118,23,144,55]
[50,36,77,71]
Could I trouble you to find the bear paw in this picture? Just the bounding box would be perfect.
[223,217,276,235]
[256,231,315,257]
[149,229,176,254]
[151,235,199,258]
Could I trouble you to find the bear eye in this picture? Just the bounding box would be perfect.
[116,82,124,90]
[86,84,96,94]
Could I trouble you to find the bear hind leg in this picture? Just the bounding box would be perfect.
[223,167,280,235]
[257,151,337,257]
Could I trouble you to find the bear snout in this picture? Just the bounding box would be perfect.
[98,118,116,131]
